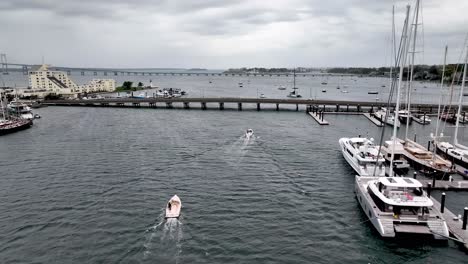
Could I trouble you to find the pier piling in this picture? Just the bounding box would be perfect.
[219,102,224,110]
[257,103,261,111]
[296,104,299,111]
[166,102,173,109]
[463,207,468,230]
[201,102,207,110]
[441,193,446,213]
[183,102,189,109]
[413,172,417,179]
[276,103,279,111]
[427,183,432,198]
[238,102,242,111]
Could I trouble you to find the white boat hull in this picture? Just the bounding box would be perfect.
[165,195,182,218]
[339,138,385,177]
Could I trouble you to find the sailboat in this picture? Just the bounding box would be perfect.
[287,68,302,98]
[435,46,468,170]
[356,4,449,240]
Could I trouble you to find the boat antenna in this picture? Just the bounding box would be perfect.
[405,0,421,140]
[453,46,468,149]
[389,5,411,177]
[434,45,448,145]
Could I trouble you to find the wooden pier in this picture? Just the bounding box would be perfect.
[308,112,329,125]
[431,197,468,250]
[42,98,460,114]
[362,113,384,127]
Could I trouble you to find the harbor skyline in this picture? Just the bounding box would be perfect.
[1,0,468,68]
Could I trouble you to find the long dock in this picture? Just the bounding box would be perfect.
[421,180,468,191]
[431,197,468,250]
[308,112,329,125]
[42,98,463,113]
[362,113,384,127]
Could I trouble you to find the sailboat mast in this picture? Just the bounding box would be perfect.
[389,5,411,177]
[389,6,395,87]
[454,47,468,147]
[434,45,448,143]
[293,68,296,89]
[406,0,420,140]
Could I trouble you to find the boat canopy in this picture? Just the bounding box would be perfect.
[378,177,422,188]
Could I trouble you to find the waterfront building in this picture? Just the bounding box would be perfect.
[80,79,115,93]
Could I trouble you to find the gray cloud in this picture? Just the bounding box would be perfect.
[0,0,467,68]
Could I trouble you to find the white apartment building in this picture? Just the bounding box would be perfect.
[29,64,79,94]
[80,79,116,93]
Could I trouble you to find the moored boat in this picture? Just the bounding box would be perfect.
[339,137,386,176]
[355,176,449,240]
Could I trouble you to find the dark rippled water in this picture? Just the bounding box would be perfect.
[1,107,467,263]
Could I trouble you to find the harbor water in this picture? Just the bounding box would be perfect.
[1,105,467,263]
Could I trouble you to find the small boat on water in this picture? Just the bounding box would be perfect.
[355,176,449,240]
[322,89,327,93]
[368,91,379,95]
[165,195,182,218]
[321,82,328,85]
[260,94,266,98]
[398,110,413,125]
[413,114,431,125]
[373,108,400,128]
[245,129,254,140]
[435,142,468,169]
[341,90,349,93]
[339,137,386,176]
[287,69,302,98]
[278,85,286,90]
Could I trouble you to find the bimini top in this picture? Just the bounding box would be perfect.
[379,177,422,188]
[348,137,373,144]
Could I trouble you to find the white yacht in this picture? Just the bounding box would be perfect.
[7,101,34,120]
[436,142,468,169]
[413,114,431,124]
[339,137,386,176]
[245,129,254,140]
[355,176,449,240]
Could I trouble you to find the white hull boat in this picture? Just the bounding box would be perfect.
[355,176,449,240]
[339,137,386,176]
[165,195,182,218]
[245,129,254,140]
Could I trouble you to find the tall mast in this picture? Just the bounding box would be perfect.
[454,47,468,148]
[405,0,421,140]
[389,6,396,87]
[389,5,411,177]
[293,68,296,89]
[434,45,448,144]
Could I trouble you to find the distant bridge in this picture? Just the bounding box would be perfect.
[1,62,352,78]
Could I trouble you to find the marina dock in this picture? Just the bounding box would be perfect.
[431,197,468,250]
[362,113,384,127]
[308,112,329,125]
[421,180,468,191]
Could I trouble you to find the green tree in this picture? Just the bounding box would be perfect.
[122,81,133,90]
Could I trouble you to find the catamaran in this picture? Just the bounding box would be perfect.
[339,137,386,176]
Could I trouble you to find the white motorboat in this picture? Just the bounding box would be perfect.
[355,176,449,240]
[245,129,254,140]
[373,108,400,128]
[260,94,266,98]
[413,114,431,124]
[165,195,182,218]
[278,85,286,90]
[7,101,34,120]
[398,110,413,125]
[435,142,468,169]
[339,137,386,176]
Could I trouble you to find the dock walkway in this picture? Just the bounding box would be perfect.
[308,112,329,125]
[431,197,468,250]
[421,180,468,191]
[362,113,384,127]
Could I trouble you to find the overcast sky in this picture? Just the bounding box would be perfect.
[0,0,467,69]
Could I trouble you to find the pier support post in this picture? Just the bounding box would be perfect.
[346,104,349,112]
[427,141,431,151]
[370,105,373,113]
[414,134,417,142]
[357,104,361,112]
[296,104,299,112]
[166,102,173,109]
[238,102,242,111]
[219,102,224,110]
[413,172,417,179]
[432,173,436,188]
[183,102,189,109]
[257,103,261,111]
[463,207,468,230]
[336,104,340,112]
[201,102,207,110]
[322,105,325,113]
[427,183,432,198]
[321,111,324,121]
[441,193,446,213]
[276,103,279,111]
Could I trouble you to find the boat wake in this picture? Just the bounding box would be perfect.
[142,212,183,262]
[224,135,257,166]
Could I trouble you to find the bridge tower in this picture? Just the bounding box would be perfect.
[0,53,8,75]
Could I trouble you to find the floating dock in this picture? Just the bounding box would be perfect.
[431,197,468,250]
[308,112,329,125]
[420,180,468,191]
[362,113,384,127]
